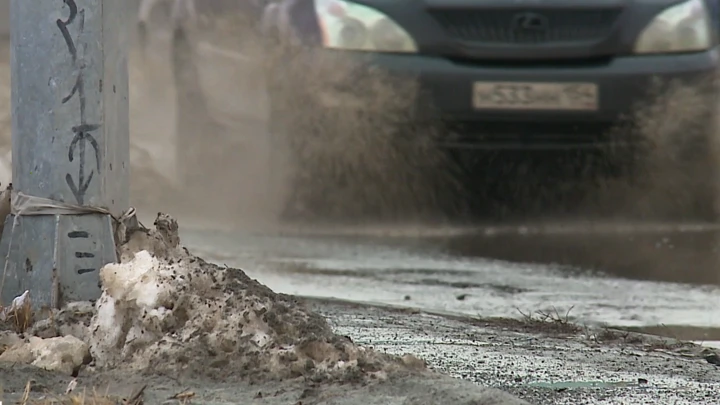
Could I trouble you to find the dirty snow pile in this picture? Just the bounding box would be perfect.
[0,297,93,376]
[1,213,419,381]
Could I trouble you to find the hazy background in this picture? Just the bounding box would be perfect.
[1,1,720,287]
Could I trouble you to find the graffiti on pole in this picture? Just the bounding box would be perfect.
[57,0,101,205]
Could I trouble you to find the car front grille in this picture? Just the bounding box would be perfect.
[438,121,625,150]
[429,8,623,45]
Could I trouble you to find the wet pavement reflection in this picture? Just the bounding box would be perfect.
[180,220,720,338]
[435,222,720,285]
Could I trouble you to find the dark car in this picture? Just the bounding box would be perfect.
[260,0,720,221]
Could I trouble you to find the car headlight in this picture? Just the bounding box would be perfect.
[634,0,712,54]
[314,0,418,53]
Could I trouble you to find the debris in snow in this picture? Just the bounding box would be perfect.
[0,330,21,354]
[28,301,95,341]
[65,378,78,394]
[0,335,90,375]
[117,212,183,262]
[168,390,195,401]
[0,289,32,332]
[88,212,414,381]
[0,213,423,383]
[0,289,29,321]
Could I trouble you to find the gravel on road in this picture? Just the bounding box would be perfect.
[310,297,720,405]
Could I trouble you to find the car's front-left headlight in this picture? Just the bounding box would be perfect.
[314,0,418,53]
[634,0,713,54]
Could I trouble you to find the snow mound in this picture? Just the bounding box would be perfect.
[87,213,409,381]
[0,335,89,375]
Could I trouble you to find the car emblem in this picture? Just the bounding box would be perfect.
[511,12,549,31]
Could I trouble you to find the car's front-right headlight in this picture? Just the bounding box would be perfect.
[314,0,418,53]
[634,0,713,54]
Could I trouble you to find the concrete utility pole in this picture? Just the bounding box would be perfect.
[0,0,129,308]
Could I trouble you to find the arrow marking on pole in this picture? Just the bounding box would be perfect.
[66,124,100,204]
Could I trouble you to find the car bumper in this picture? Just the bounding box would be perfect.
[309,48,720,149]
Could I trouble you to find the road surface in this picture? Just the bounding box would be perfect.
[181,225,720,331]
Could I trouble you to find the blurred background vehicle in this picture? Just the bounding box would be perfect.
[260,0,720,223]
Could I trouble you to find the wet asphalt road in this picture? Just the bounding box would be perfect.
[179,222,720,336]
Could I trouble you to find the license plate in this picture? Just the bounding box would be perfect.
[472,82,599,111]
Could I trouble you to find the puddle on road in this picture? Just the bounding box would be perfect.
[439,223,720,285]
[617,325,720,342]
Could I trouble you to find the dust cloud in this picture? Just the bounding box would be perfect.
[581,75,720,223]
[164,14,720,228]
[160,15,466,229]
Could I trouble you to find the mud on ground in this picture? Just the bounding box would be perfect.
[3,294,719,405]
